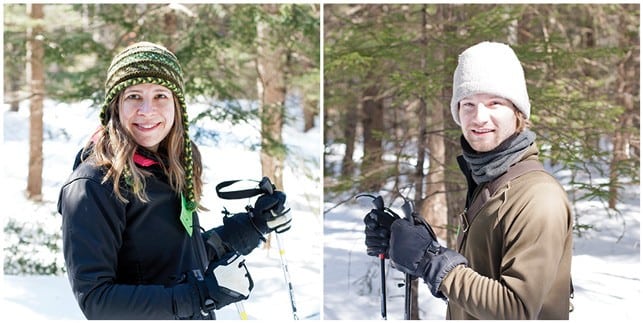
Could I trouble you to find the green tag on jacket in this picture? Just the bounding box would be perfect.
[180,193,194,236]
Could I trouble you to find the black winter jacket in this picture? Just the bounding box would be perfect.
[57,148,262,319]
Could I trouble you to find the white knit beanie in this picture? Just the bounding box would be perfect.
[450,41,530,125]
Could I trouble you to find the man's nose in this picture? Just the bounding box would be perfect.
[472,103,490,122]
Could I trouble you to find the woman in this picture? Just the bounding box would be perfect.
[58,42,291,319]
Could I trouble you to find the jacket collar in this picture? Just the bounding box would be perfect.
[457,155,478,208]
[458,142,539,208]
[133,152,159,167]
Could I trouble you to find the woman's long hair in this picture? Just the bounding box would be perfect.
[87,93,203,208]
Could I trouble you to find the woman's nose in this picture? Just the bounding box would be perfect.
[138,99,154,114]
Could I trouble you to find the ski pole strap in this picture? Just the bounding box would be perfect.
[215,177,275,200]
[216,180,263,200]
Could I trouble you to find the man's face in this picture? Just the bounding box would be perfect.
[458,93,518,152]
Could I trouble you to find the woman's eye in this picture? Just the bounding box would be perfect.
[155,93,170,99]
[125,94,141,100]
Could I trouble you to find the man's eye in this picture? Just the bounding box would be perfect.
[125,94,140,100]
[461,102,474,108]
[156,93,170,99]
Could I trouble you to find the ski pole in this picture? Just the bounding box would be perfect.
[356,193,397,320]
[215,176,298,319]
[275,232,299,320]
[379,253,387,320]
[403,274,411,320]
[235,302,248,320]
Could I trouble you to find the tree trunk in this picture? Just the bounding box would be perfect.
[442,4,464,249]
[413,8,429,222]
[411,8,430,319]
[444,103,464,248]
[412,97,426,321]
[422,101,448,241]
[256,4,286,191]
[256,4,288,250]
[9,79,21,112]
[26,3,45,201]
[163,8,178,52]
[3,31,22,112]
[610,5,639,209]
[414,97,427,209]
[341,84,358,177]
[303,98,317,132]
[419,4,448,243]
[359,84,384,192]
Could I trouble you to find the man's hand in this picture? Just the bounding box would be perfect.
[389,218,468,299]
[364,208,399,258]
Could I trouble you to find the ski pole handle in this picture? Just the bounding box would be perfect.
[356,193,389,320]
[259,176,275,195]
[401,199,414,222]
[402,198,438,241]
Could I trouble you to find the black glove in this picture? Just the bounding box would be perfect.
[364,208,399,258]
[215,212,265,255]
[250,191,292,234]
[389,218,468,299]
[186,252,254,314]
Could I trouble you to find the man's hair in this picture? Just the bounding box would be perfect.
[516,109,531,132]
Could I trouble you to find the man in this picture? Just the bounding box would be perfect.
[364,41,573,319]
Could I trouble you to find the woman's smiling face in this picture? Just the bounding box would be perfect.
[118,83,175,152]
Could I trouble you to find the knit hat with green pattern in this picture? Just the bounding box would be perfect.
[100,41,196,212]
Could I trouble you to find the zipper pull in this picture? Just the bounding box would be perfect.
[458,208,470,233]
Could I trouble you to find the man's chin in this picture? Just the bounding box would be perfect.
[467,140,498,153]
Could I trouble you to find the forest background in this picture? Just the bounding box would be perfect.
[323,3,639,319]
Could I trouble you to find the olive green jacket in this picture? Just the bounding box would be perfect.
[441,144,573,319]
